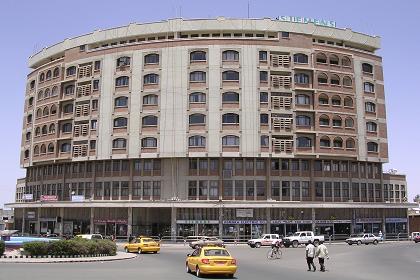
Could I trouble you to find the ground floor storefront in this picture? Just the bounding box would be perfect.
[10,202,411,241]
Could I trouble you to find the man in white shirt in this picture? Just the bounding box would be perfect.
[315,241,329,272]
[305,240,316,272]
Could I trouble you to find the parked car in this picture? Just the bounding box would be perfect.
[282,231,324,248]
[124,237,160,254]
[411,232,420,240]
[346,233,379,245]
[413,235,420,243]
[189,236,224,249]
[75,234,103,240]
[186,246,237,278]
[247,234,281,248]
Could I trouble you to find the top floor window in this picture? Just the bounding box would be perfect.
[46,70,52,80]
[39,73,45,82]
[53,67,60,78]
[222,50,239,61]
[316,53,327,64]
[190,51,207,62]
[144,53,159,64]
[362,63,373,74]
[66,66,76,76]
[293,53,308,64]
[116,56,131,67]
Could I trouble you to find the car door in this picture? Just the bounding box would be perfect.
[189,248,200,270]
[300,232,308,244]
[262,235,271,246]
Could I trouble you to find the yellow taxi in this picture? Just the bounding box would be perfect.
[186,246,237,278]
[123,237,160,254]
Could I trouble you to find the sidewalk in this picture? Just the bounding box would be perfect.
[0,252,137,263]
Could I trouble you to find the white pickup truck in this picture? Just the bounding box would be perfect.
[247,234,281,248]
[282,231,324,248]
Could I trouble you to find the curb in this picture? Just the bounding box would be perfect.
[0,252,137,263]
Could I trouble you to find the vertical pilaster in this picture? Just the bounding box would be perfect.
[59,207,64,236]
[311,208,316,232]
[171,206,177,241]
[127,207,133,238]
[90,207,94,234]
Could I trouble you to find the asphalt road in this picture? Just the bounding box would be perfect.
[1,242,419,280]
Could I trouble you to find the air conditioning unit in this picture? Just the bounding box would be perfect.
[222,170,233,179]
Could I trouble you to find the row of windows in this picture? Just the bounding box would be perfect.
[35,104,57,118]
[37,67,60,84]
[317,72,353,87]
[294,114,355,128]
[36,86,60,101]
[315,53,352,67]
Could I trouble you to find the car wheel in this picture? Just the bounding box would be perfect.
[124,247,129,253]
[357,240,362,246]
[348,243,353,245]
[186,263,191,273]
[196,266,202,278]
[138,248,142,254]
[255,242,261,248]
[292,240,299,248]
[373,240,378,245]
[284,244,290,248]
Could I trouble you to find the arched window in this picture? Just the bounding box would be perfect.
[366,122,378,132]
[318,94,329,105]
[42,106,49,116]
[24,150,30,158]
[144,53,159,64]
[39,72,45,82]
[33,145,39,155]
[143,94,158,105]
[293,53,308,64]
[319,115,330,126]
[346,138,355,149]
[66,66,76,76]
[53,67,60,78]
[317,73,328,84]
[112,138,127,149]
[222,135,240,146]
[342,56,351,67]
[329,55,339,65]
[51,86,59,96]
[27,114,32,123]
[40,144,46,154]
[295,73,309,84]
[114,117,128,127]
[222,92,239,103]
[190,51,207,62]
[333,137,343,148]
[367,142,378,152]
[47,143,54,153]
[364,82,375,93]
[332,116,342,127]
[222,71,239,81]
[344,97,353,107]
[44,88,50,99]
[50,104,57,115]
[65,85,75,95]
[222,50,239,61]
[222,113,240,124]
[260,135,269,147]
[115,96,128,107]
[144,73,159,85]
[365,102,376,113]
[30,80,35,89]
[260,114,269,124]
[62,123,72,133]
[141,137,157,148]
[320,136,331,147]
[116,56,131,67]
[190,71,206,82]
[362,63,373,74]
[330,74,340,85]
[116,76,129,87]
[189,92,206,103]
[259,71,268,82]
[28,97,34,107]
[26,131,31,141]
[345,117,354,128]
[142,115,158,126]
[316,53,327,64]
[189,113,206,125]
[343,76,352,87]
[331,95,341,106]
[37,90,43,100]
[295,94,310,105]
[61,143,71,152]
[36,108,42,118]
[41,125,48,135]
[296,115,311,126]
[63,103,73,114]
[297,137,312,147]
[49,123,56,133]
[189,135,206,147]
[35,127,41,136]
[46,70,52,80]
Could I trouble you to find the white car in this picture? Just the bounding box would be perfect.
[282,231,325,248]
[346,233,379,245]
[247,234,281,248]
[75,234,104,240]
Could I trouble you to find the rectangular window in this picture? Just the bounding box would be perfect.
[188,181,197,197]
[315,182,323,197]
[291,160,299,171]
[121,181,129,197]
[256,180,266,197]
[153,181,161,197]
[95,182,103,197]
[281,159,289,170]
[210,159,218,172]
[325,182,332,197]
[94,61,101,70]
[334,182,341,198]
[292,181,300,198]
[281,32,290,38]
[133,181,141,196]
[143,181,152,197]
[271,159,280,170]
[342,182,349,199]
[235,180,244,199]
[199,181,208,197]
[209,181,218,199]
[314,160,322,171]
[281,181,290,197]
[134,160,141,172]
[223,180,233,198]
[256,160,265,170]
[271,181,280,197]
[144,160,152,171]
[246,180,254,197]
[302,181,310,197]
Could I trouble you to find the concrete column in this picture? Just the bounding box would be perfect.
[218,206,223,237]
[90,207,94,234]
[266,207,271,233]
[171,206,177,241]
[127,207,133,238]
[22,208,26,235]
[382,208,386,237]
[59,207,64,236]
[36,207,41,234]
[311,208,316,232]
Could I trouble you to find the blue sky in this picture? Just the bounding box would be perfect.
[0,0,419,207]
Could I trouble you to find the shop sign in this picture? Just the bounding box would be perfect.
[271,220,312,224]
[222,220,267,225]
[23,194,33,200]
[176,220,219,224]
[316,220,352,224]
[356,218,382,223]
[276,16,337,28]
[27,211,36,219]
[71,195,85,202]
[40,195,58,202]
[93,219,128,224]
[385,218,407,223]
[236,209,253,218]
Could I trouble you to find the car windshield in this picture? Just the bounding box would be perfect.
[142,238,154,242]
[292,232,301,237]
[203,249,230,256]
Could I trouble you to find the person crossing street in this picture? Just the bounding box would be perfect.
[305,240,316,272]
[315,241,329,272]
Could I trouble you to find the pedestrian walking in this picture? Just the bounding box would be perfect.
[315,241,329,272]
[378,231,383,242]
[305,240,316,272]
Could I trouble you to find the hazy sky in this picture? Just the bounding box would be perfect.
[0,0,419,207]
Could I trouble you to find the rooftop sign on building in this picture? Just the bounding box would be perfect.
[276,16,336,28]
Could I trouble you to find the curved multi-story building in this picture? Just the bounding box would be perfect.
[9,17,412,239]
